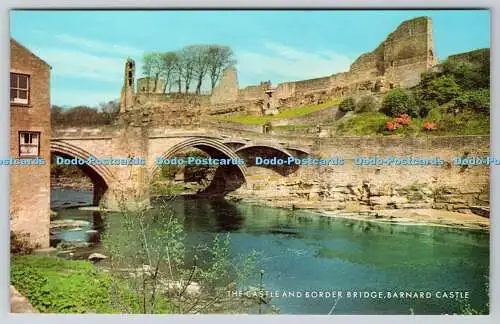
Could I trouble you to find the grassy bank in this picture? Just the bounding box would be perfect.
[11,255,171,314]
[332,108,489,137]
[212,99,340,125]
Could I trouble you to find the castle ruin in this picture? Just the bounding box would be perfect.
[120,16,439,120]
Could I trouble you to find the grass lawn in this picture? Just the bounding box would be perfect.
[11,255,171,314]
[212,99,340,125]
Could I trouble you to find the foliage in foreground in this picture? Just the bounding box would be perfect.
[100,197,269,314]
[10,255,144,313]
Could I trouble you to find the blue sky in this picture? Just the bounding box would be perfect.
[10,10,490,108]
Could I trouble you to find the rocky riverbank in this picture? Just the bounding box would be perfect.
[227,195,490,231]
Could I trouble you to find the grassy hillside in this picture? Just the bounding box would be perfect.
[212,99,340,125]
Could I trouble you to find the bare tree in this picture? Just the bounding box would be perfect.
[207,45,235,91]
[191,45,211,95]
[171,50,184,94]
[180,46,197,93]
[160,52,179,94]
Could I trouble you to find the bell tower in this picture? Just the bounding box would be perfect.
[120,58,135,113]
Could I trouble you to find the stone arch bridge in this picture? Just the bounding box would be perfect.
[51,127,311,210]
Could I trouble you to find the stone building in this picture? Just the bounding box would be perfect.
[10,38,51,248]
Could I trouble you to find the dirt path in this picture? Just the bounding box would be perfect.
[10,285,38,313]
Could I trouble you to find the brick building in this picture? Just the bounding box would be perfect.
[10,38,51,248]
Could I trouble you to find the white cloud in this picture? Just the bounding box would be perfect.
[55,34,143,57]
[236,42,354,86]
[31,47,125,83]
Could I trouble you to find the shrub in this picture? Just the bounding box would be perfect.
[420,75,461,105]
[339,96,355,113]
[335,112,389,135]
[380,88,418,117]
[453,89,490,115]
[441,49,490,90]
[355,95,378,113]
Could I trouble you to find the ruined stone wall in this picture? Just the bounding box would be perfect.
[238,84,266,101]
[137,77,166,94]
[10,39,51,248]
[123,93,208,127]
[211,16,437,116]
[210,66,239,105]
[127,17,438,119]
[383,16,437,88]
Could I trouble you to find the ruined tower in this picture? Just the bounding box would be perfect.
[120,58,135,113]
[210,65,239,105]
[381,16,439,88]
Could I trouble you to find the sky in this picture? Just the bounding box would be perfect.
[10,10,490,108]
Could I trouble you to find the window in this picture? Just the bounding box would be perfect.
[19,132,40,157]
[10,73,30,105]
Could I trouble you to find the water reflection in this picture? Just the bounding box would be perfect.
[51,189,489,315]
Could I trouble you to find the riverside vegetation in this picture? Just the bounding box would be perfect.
[11,194,278,314]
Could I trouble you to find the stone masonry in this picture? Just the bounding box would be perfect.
[10,39,51,248]
[207,16,438,116]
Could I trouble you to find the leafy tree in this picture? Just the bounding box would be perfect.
[420,75,461,105]
[339,96,355,113]
[453,89,490,114]
[101,194,263,314]
[380,88,418,117]
[442,49,490,90]
[142,53,163,92]
[206,45,235,91]
[160,52,179,93]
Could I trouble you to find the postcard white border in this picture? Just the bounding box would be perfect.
[1,1,498,323]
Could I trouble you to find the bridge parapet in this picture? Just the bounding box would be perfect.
[52,126,119,139]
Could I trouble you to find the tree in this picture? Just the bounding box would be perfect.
[172,51,184,93]
[420,75,461,105]
[191,45,211,95]
[160,52,179,94]
[380,88,418,117]
[142,53,163,92]
[101,196,264,314]
[441,49,490,90]
[206,45,235,91]
[180,46,197,93]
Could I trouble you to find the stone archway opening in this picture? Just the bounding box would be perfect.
[50,151,109,207]
[151,141,247,198]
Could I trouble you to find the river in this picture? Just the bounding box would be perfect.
[50,188,489,315]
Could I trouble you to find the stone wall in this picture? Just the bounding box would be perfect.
[10,39,51,248]
[233,136,490,213]
[121,16,438,121]
[210,66,239,105]
[206,16,437,116]
[137,77,166,94]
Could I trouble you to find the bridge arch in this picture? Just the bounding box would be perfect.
[234,143,301,176]
[50,140,114,206]
[151,137,247,196]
